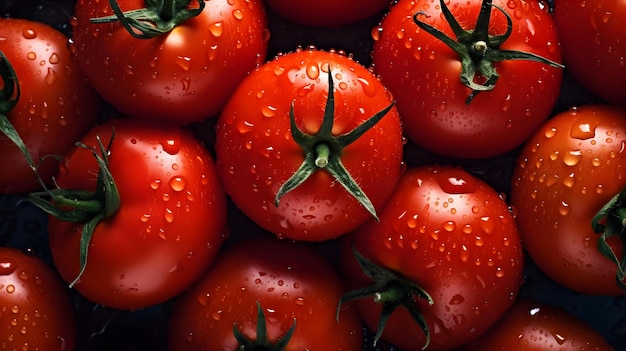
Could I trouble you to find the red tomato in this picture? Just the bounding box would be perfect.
[0,247,76,350]
[215,48,404,241]
[264,0,391,27]
[70,0,269,125]
[167,236,363,350]
[511,104,626,296]
[45,118,228,310]
[459,299,614,351]
[372,0,563,159]
[340,165,524,350]
[0,18,99,194]
[553,0,626,108]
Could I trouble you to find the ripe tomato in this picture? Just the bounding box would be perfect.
[553,0,626,108]
[44,118,228,310]
[372,0,563,159]
[264,0,391,28]
[0,247,76,350]
[458,299,614,350]
[167,236,363,350]
[340,165,524,350]
[70,0,269,125]
[511,104,626,296]
[215,48,404,241]
[0,18,99,194]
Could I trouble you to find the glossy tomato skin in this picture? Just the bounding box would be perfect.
[511,105,626,296]
[167,236,363,350]
[215,48,404,242]
[553,0,626,108]
[0,18,99,194]
[264,0,391,27]
[70,0,269,125]
[372,0,562,159]
[341,165,524,350]
[459,299,615,351]
[0,247,76,350]
[48,118,228,310]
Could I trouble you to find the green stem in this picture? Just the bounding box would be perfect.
[158,0,176,22]
[314,143,330,168]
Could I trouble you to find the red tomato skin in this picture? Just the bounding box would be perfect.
[511,105,626,296]
[554,0,626,108]
[264,0,391,27]
[0,247,76,351]
[341,165,524,350]
[167,236,363,350]
[47,118,228,310]
[70,0,268,124]
[0,18,99,194]
[459,299,615,351]
[215,49,404,242]
[372,0,562,159]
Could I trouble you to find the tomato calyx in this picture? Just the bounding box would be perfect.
[591,186,626,291]
[412,0,564,104]
[232,301,296,351]
[90,0,205,39]
[275,69,396,221]
[337,246,434,350]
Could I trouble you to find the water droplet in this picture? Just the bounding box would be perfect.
[169,176,186,192]
[232,9,244,20]
[164,208,174,223]
[6,284,15,293]
[0,259,16,275]
[500,94,512,112]
[306,64,319,80]
[26,52,36,60]
[294,297,305,305]
[544,127,557,139]
[22,28,37,39]
[176,56,192,71]
[49,52,60,64]
[460,245,470,262]
[443,221,456,232]
[44,67,58,85]
[552,331,567,345]
[570,121,596,140]
[495,267,505,277]
[161,138,180,155]
[449,294,465,305]
[261,105,278,118]
[563,149,582,166]
[558,201,570,216]
[208,21,224,37]
[371,26,383,41]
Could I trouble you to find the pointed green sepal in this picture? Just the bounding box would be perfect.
[337,245,434,350]
[275,69,395,221]
[413,0,564,104]
[90,0,205,39]
[233,301,297,351]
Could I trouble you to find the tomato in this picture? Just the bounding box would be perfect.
[215,48,404,241]
[167,236,363,350]
[340,165,524,350]
[263,0,391,28]
[0,18,99,194]
[70,0,269,125]
[371,0,563,159]
[0,246,76,350]
[553,0,626,108]
[43,117,228,310]
[458,299,614,350]
[510,104,626,296]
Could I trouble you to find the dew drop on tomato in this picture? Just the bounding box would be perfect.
[0,259,17,275]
